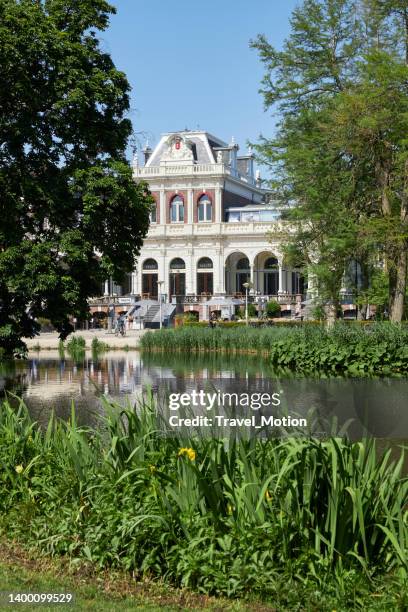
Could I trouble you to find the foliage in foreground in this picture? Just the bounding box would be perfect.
[140,322,408,374]
[0,399,407,607]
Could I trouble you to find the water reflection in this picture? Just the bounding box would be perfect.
[0,351,407,441]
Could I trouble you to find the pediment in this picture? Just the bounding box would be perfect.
[160,134,195,165]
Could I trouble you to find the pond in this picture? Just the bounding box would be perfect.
[1,350,408,444]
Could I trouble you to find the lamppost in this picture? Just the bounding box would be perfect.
[157,280,164,329]
[107,276,114,334]
[243,281,253,326]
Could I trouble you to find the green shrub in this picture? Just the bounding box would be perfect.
[183,312,199,323]
[91,337,109,356]
[237,303,257,318]
[58,339,65,358]
[66,335,85,350]
[248,303,257,317]
[313,305,326,321]
[66,335,86,360]
[266,300,281,318]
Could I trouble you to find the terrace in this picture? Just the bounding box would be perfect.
[133,161,258,186]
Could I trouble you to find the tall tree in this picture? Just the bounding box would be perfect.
[252,0,408,320]
[331,51,408,320]
[0,0,151,356]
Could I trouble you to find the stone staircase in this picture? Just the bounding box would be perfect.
[144,304,160,324]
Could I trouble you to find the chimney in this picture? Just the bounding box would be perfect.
[143,140,152,165]
[132,148,139,177]
[255,169,262,187]
[229,136,239,172]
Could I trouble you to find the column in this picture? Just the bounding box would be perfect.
[250,264,255,288]
[159,249,166,298]
[188,250,195,295]
[214,249,224,295]
[286,270,292,294]
[187,188,193,225]
[278,264,284,293]
[104,280,109,296]
[219,250,225,294]
[132,270,140,295]
[159,189,165,226]
[215,186,222,223]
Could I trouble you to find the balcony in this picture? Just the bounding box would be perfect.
[175,293,304,305]
[89,293,304,308]
[88,296,137,306]
[146,220,291,240]
[134,162,257,186]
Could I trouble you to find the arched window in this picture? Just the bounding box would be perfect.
[142,258,158,270]
[237,257,250,270]
[170,258,186,270]
[170,195,184,223]
[149,200,157,224]
[197,257,213,269]
[197,258,213,295]
[264,257,278,269]
[197,195,212,222]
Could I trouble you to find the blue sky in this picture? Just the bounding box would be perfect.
[101,0,299,154]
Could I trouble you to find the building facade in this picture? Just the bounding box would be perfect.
[94,130,307,320]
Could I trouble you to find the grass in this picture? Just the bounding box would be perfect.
[0,541,406,612]
[91,337,109,359]
[0,540,259,611]
[0,397,407,609]
[140,322,408,374]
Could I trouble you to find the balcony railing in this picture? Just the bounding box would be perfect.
[174,294,304,305]
[134,162,257,185]
[145,220,291,240]
[89,293,305,307]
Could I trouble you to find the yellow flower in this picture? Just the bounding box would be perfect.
[265,490,272,502]
[178,447,196,461]
[149,465,157,474]
[15,465,24,474]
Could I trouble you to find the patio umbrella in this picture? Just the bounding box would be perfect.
[203,296,244,320]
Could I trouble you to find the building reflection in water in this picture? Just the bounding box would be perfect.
[2,350,407,441]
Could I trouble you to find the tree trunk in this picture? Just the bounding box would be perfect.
[356,259,369,320]
[389,246,407,322]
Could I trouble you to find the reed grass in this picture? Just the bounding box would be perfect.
[140,322,408,373]
[0,397,406,602]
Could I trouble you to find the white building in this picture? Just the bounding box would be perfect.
[97,130,306,320]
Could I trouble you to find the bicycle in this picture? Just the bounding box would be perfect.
[114,320,126,337]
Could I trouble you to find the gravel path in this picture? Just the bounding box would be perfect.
[24,329,148,350]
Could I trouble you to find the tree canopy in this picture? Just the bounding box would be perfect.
[252,0,408,320]
[0,0,151,356]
